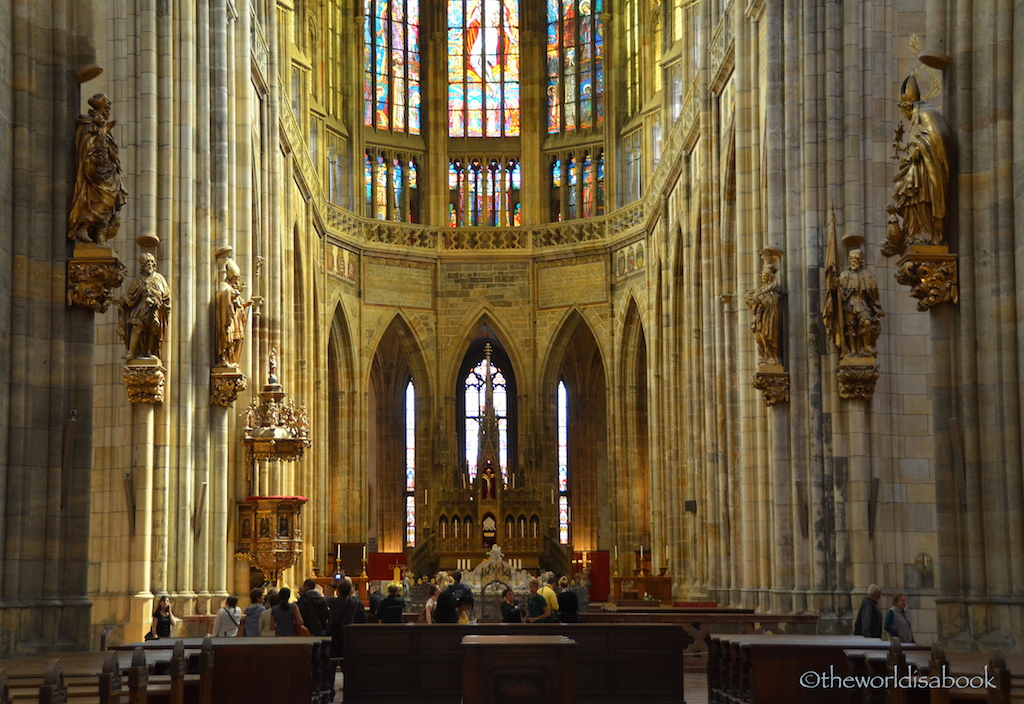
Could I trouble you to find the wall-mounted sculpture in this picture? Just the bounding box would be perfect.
[118,254,170,403]
[66,93,128,312]
[824,211,883,399]
[882,75,958,311]
[211,256,253,406]
[745,249,789,405]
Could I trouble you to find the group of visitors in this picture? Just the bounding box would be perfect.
[148,568,584,643]
[853,583,914,643]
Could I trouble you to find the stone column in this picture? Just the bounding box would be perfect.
[129,401,156,643]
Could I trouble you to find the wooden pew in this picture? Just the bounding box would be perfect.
[707,634,899,704]
[929,648,1024,704]
[342,622,685,704]
[113,636,329,704]
[4,660,65,704]
[1,651,143,704]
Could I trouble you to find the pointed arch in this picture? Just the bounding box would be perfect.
[368,313,431,552]
[540,307,607,552]
[328,301,361,543]
[617,295,651,569]
[441,304,526,396]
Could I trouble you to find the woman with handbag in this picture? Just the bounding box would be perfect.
[269,587,308,636]
[148,594,178,640]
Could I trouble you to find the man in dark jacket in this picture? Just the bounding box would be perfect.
[376,584,406,623]
[297,578,331,636]
[853,584,883,638]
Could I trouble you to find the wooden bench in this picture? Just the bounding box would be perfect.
[0,649,149,704]
[929,648,1024,704]
[113,636,331,704]
[707,633,902,704]
[342,622,685,704]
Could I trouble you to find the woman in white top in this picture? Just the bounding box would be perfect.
[422,584,439,624]
[212,595,242,637]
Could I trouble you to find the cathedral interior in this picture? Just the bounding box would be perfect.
[1,0,1024,657]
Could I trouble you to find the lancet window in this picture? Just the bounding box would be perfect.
[364,149,421,222]
[448,157,521,227]
[363,0,422,134]
[621,131,642,204]
[546,0,604,134]
[447,0,521,137]
[557,380,569,544]
[405,380,416,546]
[548,148,604,221]
[623,0,641,116]
[464,359,508,484]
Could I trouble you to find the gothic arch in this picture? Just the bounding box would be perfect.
[441,304,527,396]
[328,302,361,542]
[368,313,431,552]
[616,296,651,568]
[541,307,608,553]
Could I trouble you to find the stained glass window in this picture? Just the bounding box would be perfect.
[624,0,641,115]
[557,380,569,543]
[405,380,415,546]
[448,0,521,137]
[449,157,519,226]
[547,0,604,133]
[548,149,604,221]
[366,149,420,222]
[464,359,508,484]
[364,0,421,135]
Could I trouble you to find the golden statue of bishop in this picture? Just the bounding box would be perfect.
[216,258,252,368]
[883,74,953,256]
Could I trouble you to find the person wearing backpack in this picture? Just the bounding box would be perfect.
[327,579,367,658]
[297,578,330,636]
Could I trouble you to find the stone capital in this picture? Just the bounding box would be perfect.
[894,247,959,311]
[123,360,166,404]
[67,245,127,313]
[210,367,248,407]
[752,369,789,406]
[837,361,880,400]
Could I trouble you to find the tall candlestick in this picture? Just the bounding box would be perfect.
[362,545,367,560]
[665,544,669,564]
[336,544,341,560]
[614,545,618,560]
[640,544,644,561]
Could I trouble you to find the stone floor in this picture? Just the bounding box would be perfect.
[334,668,709,702]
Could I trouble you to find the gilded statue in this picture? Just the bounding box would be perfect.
[216,258,252,367]
[884,75,953,256]
[744,264,783,367]
[118,254,171,360]
[839,250,884,358]
[68,93,128,243]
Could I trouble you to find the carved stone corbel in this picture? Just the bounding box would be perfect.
[211,367,248,407]
[752,368,790,406]
[837,362,881,400]
[67,243,127,312]
[123,359,166,404]
[894,246,959,311]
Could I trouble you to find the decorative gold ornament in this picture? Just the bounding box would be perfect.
[752,370,789,406]
[894,247,959,311]
[236,496,306,585]
[66,245,127,312]
[837,364,880,400]
[210,368,247,407]
[241,349,310,462]
[123,360,166,404]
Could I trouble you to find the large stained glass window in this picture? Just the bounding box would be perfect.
[448,0,521,137]
[557,380,569,543]
[364,0,421,135]
[464,359,508,484]
[449,157,520,226]
[546,0,604,134]
[405,379,416,546]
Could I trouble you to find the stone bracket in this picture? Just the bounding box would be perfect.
[123,361,166,404]
[210,367,247,407]
[752,370,789,406]
[837,362,880,400]
[67,246,127,313]
[894,248,959,311]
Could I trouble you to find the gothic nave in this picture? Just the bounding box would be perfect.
[1,0,1024,657]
